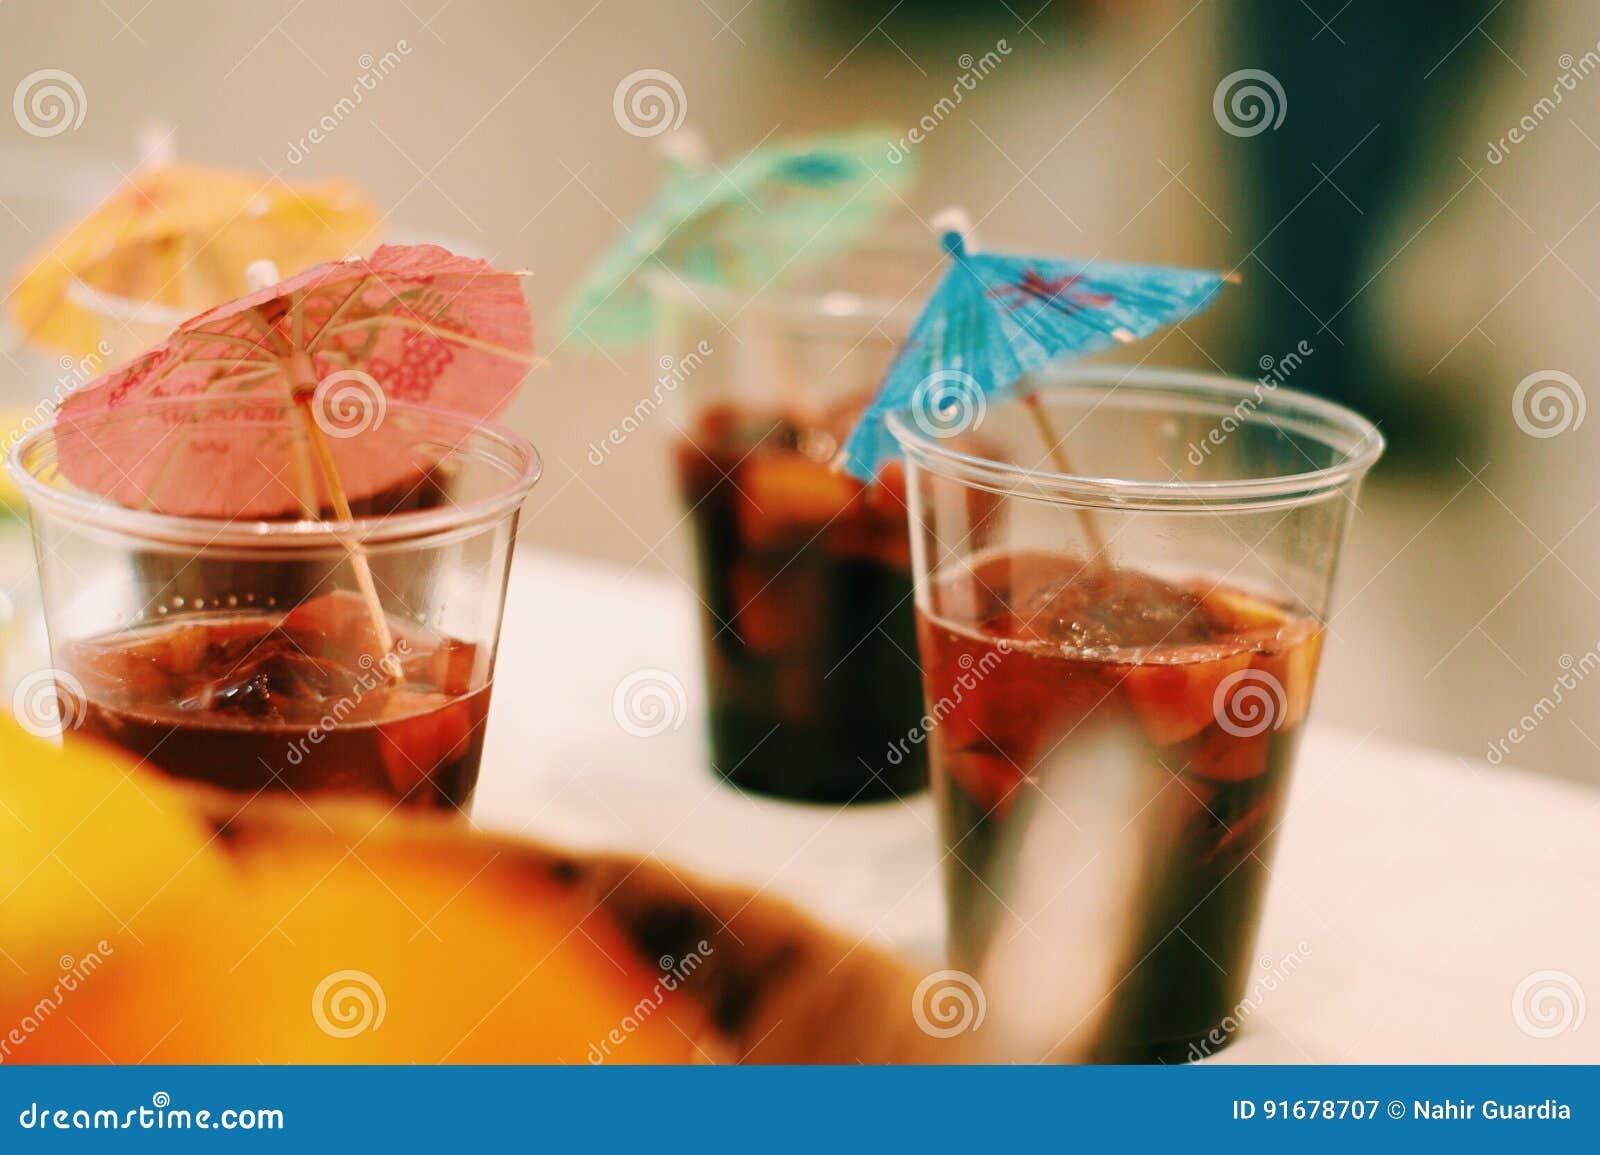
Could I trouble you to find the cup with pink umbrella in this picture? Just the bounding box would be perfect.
[6,243,540,812]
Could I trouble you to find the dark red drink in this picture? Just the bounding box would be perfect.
[62,590,490,810]
[916,550,1323,1061]
[675,400,926,802]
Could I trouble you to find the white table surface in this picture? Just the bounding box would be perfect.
[475,550,1599,1063]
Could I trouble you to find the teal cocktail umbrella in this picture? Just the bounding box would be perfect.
[561,125,917,347]
[839,211,1234,484]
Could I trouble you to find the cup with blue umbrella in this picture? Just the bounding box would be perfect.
[844,212,1382,1062]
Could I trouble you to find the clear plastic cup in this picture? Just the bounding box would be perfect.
[7,397,539,812]
[649,239,940,803]
[887,365,1383,1061]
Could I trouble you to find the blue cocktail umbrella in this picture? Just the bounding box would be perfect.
[562,126,917,347]
[838,211,1233,483]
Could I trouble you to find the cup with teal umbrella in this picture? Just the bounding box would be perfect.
[568,125,946,804]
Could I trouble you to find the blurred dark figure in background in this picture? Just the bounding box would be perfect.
[1223,0,1517,470]
[810,0,1518,469]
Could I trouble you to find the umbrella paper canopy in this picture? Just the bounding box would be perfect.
[55,243,533,521]
[839,220,1233,481]
[561,125,916,347]
[8,162,378,356]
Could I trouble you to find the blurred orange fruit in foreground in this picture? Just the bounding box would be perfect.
[0,722,697,1062]
[0,721,928,1064]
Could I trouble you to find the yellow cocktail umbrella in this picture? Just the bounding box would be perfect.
[7,162,379,357]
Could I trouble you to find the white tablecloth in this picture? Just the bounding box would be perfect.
[474,550,1600,1063]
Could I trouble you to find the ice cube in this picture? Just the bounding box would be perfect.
[377,690,474,795]
[1017,563,1226,652]
[282,589,386,664]
[1119,648,1255,745]
[1251,624,1323,731]
[182,637,363,724]
[426,638,479,696]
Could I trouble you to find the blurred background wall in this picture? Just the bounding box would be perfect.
[3,0,1598,784]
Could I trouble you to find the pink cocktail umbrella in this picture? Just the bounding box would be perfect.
[55,242,535,655]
